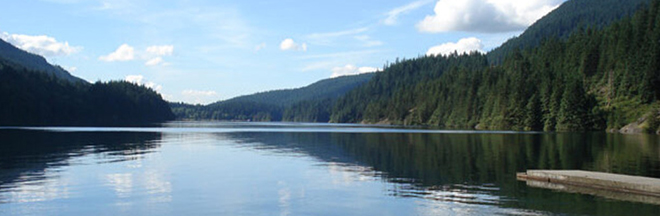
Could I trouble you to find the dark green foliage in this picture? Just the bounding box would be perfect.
[330,53,488,124]
[326,0,660,131]
[214,73,375,107]
[173,0,660,131]
[0,63,174,126]
[172,73,375,122]
[488,0,651,64]
[171,101,282,121]
[282,99,334,122]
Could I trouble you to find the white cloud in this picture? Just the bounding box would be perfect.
[145,57,164,66]
[280,38,307,51]
[64,66,78,72]
[125,75,144,84]
[0,32,81,57]
[146,45,174,56]
[417,0,563,33]
[124,75,162,92]
[99,44,135,62]
[384,0,433,25]
[426,37,484,56]
[143,45,173,66]
[331,64,380,78]
[182,90,218,105]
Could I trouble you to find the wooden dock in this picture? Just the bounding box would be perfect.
[517,170,660,203]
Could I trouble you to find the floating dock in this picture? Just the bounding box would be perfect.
[517,170,660,204]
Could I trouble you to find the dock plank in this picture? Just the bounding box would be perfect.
[517,170,660,197]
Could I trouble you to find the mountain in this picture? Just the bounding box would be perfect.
[172,0,660,132]
[324,0,660,132]
[171,72,376,121]
[0,39,174,126]
[0,39,86,84]
[212,72,376,107]
[488,0,651,64]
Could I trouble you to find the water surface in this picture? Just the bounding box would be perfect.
[1,122,659,215]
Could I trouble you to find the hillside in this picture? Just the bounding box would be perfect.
[0,40,174,126]
[324,0,660,132]
[0,39,86,84]
[488,0,650,64]
[212,72,375,107]
[172,73,375,121]
[170,0,660,132]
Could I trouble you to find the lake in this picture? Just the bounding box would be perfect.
[1,122,659,215]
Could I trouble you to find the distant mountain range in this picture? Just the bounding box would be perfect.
[212,72,376,107]
[171,73,375,121]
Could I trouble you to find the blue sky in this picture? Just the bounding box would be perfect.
[0,0,564,104]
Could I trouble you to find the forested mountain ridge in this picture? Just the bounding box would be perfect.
[0,39,86,84]
[211,72,375,107]
[488,0,651,64]
[326,0,660,133]
[172,0,660,133]
[171,73,375,121]
[0,40,174,126]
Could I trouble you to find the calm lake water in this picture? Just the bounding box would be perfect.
[1,122,659,215]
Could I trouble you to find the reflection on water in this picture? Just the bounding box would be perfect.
[0,130,161,205]
[222,132,660,215]
[0,123,659,215]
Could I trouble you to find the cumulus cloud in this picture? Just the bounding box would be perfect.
[100,44,174,65]
[417,0,563,33]
[384,0,433,25]
[146,45,174,56]
[124,75,162,92]
[144,45,174,66]
[280,38,307,51]
[331,64,380,78]
[99,44,135,62]
[0,32,81,57]
[426,37,484,56]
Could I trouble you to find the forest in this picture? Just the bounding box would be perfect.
[171,73,374,122]
[326,0,660,132]
[0,60,174,126]
[169,0,660,133]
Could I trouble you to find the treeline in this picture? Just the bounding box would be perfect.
[171,73,375,122]
[218,73,375,107]
[488,0,650,64]
[323,0,660,132]
[0,62,174,126]
[170,0,660,132]
[171,101,282,122]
